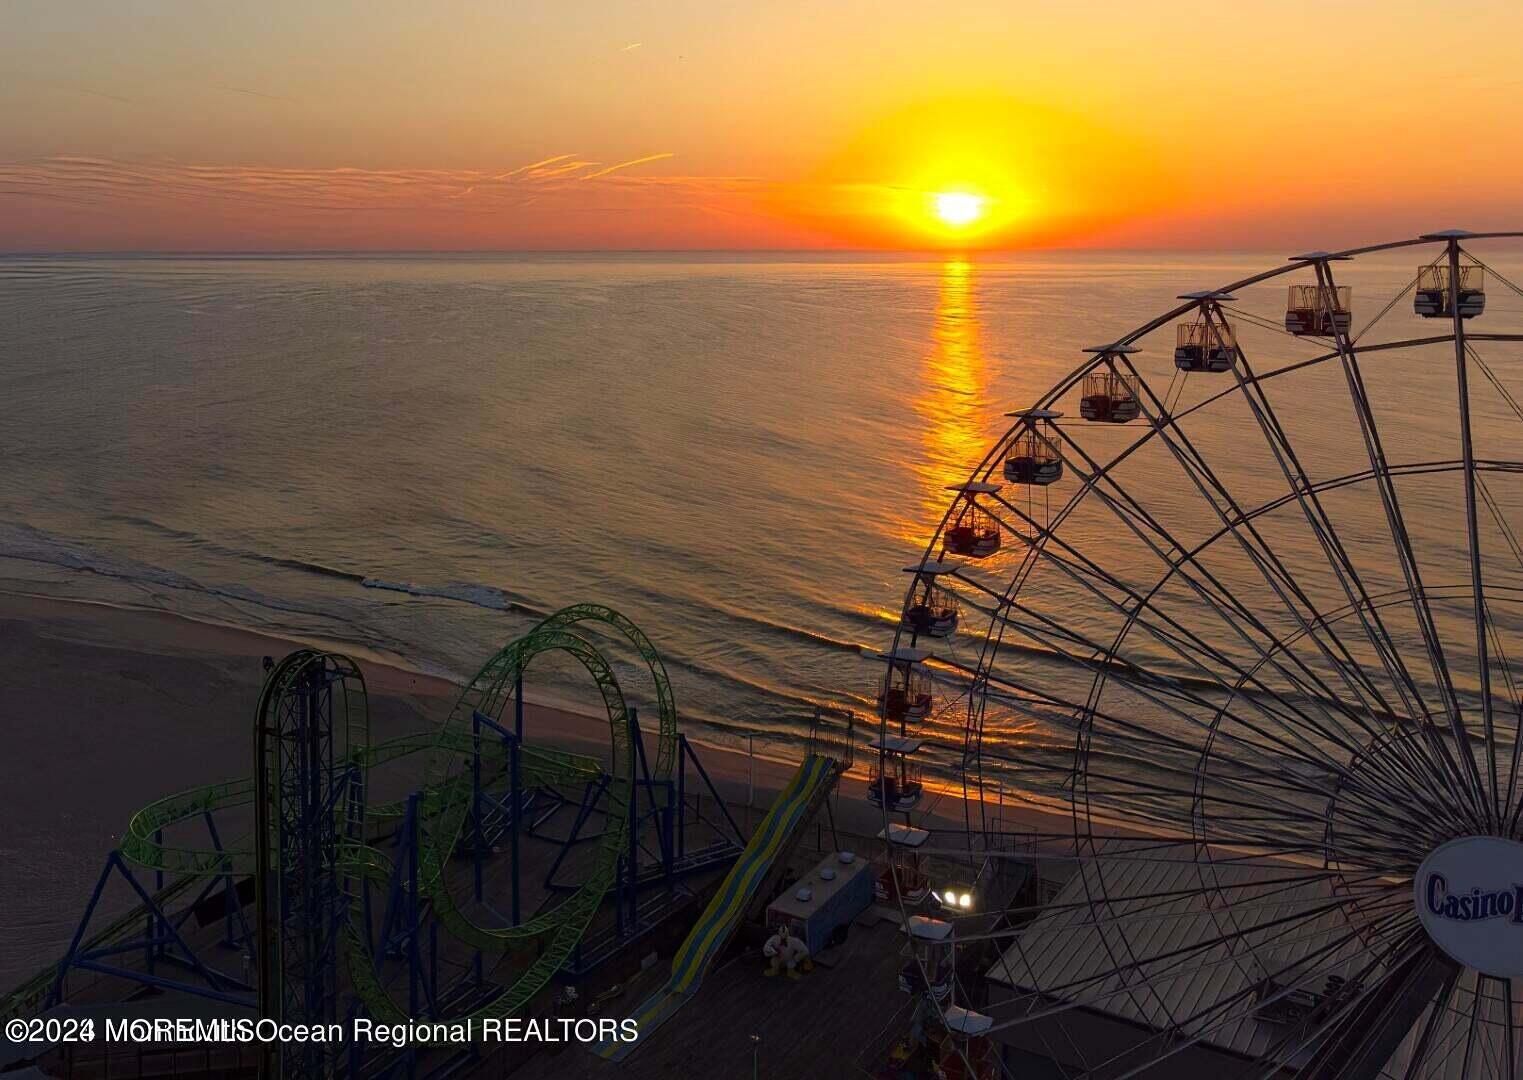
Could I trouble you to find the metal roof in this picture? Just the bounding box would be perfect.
[986,849,1366,1065]
[909,915,953,941]
[1176,290,1238,301]
[1007,407,1064,420]
[878,646,932,664]
[878,823,930,847]
[904,560,958,576]
[869,734,925,754]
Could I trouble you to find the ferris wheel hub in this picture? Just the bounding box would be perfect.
[1414,835,1523,977]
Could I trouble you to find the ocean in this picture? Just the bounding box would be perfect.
[5,247,1523,795]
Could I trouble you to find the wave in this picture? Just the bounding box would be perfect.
[0,521,370,630]
[4,519,543,640]
[360,577,544,617]
[699,599,868,656]
[109,514,371,585]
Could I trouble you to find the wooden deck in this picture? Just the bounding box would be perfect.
[508,905,915,1080]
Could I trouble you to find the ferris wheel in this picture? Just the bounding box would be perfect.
[874,231,1523,1079]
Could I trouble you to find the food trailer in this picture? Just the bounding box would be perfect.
[765,850,874,954]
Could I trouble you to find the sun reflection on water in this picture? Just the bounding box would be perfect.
[898,258,995,546]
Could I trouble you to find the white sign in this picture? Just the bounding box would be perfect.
[1414,836,1523,976]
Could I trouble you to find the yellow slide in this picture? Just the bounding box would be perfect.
[593,753,838,1061]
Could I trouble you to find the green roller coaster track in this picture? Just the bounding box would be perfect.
[2,604,679,1043]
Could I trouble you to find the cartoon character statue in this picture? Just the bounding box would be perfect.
[762,922,813,980]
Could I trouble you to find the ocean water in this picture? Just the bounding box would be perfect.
[4,246,1523,788]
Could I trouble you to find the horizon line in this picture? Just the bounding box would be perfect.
[0,244,1358,259]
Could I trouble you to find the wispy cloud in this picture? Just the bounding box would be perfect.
[622,42,643,51]
[0,152,759,220]
[216,85,294,103]
[48,84,136,106]
[580,153,676,180]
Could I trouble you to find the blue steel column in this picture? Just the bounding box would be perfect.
[512,675,524,926]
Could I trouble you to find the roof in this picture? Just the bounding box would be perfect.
[766,851,872,921]
[1007,408,1063,420]
[869,734,924,754]
[986,848,1365,1064]
[904,560,957,576]
[944,1005,994,1036]
[909,915,953,942]
[878,823,930,848]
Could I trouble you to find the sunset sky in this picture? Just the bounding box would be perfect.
[3,1,1521,251]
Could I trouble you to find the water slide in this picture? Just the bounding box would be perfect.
[595,752,840,1062]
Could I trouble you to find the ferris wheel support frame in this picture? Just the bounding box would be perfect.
[879,230,1523,1080]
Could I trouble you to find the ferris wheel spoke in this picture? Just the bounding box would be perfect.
[1506,977,1518,1080]
[1171,334,1523,438]
[1223,310,1432,724]
[1401,962,1466,1080]
[990,444,1412,767]
[1317,256,1491,826]
[1463,976,1486,1080]
[1059,373,1429,744]
[1234,929,1430,1080]
[1258,930,1442,1080]
[1071,762,1411,850]
[1472,467,1523,829]
[1053,866,1402,930]
[1013,909,1406,1056]
[1117,348,1429,723]
[986,881,1408,1038]
[1047,417,1473,826]
[1075,900,1417,1080]
[1448,242,1504,834]
[1218,318,1485,822]
[981,602,1442,837]
[968,649,1385,821]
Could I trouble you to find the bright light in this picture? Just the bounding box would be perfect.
[958,892,973,909]
[933,192,986,228]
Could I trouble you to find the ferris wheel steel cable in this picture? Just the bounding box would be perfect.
[876,231,1523,1079]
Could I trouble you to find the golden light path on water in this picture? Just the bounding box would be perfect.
[900,258,1070,767]
[908,258,993,544]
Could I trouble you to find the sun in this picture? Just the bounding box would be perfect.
[932,191,986,228]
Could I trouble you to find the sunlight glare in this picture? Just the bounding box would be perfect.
[933,192,986,228]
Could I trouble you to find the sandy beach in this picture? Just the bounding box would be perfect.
[0,590,1079,993]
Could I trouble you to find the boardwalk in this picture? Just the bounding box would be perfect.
[511,907,912,1080]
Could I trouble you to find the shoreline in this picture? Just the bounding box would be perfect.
[0,587,1087,833]
[0,589,1082,988]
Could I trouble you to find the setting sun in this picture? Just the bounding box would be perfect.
[933,192,986,228]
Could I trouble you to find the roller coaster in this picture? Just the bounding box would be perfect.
[2,604,749,1078]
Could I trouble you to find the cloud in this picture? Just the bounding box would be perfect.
[580,153,676,181]
[0,151,908,250]
[0,152,700,218]
[216,85,295,103]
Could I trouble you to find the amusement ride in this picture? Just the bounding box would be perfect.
[876,230,1523,1079]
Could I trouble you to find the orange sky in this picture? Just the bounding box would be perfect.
[3,1,1521,251]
